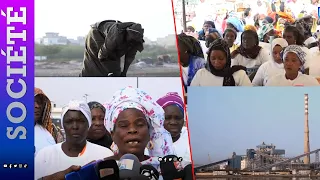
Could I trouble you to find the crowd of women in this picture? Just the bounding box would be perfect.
[34,87,191,179]
[180,0,320,90]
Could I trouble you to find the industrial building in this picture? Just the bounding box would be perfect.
[195,94,320,176]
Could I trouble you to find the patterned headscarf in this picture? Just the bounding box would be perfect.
[104,86,175,157]
[283,45,307,72]
[258,23,274,41]
[88,101,106,113]
[156,92,184,116]
[178,33,204,58]
[61,100,92,128]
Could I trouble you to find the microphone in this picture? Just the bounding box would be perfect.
[140,165,159,180]
[159,155,184,180]
[65,161,99,180]
[65,159,120,180]
[118,154,142,180]
[96,159,120,180]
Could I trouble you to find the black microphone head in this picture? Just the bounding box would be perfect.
[118,154,141,179]
[159,155,184,180]
[140,165,159,180]
[95,159,119,180]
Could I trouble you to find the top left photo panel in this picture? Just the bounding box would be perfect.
[35,0,179,77]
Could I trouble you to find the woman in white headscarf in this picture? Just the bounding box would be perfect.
[35,100,113,180]
[253,38,288,86]
[266,45,319,86]
[104,86,181,175]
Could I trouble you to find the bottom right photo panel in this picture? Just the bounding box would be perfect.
[187,87,320,180]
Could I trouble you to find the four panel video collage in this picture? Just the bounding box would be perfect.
[33,0,320,179]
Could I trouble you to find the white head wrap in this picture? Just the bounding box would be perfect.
[61,100,92,128]
[283,45,307,72]
[271,38,288,61]
[271,38,288,51]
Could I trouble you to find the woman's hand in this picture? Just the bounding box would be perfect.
[42,165,81,180]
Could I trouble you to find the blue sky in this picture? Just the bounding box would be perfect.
[187,87,320,165]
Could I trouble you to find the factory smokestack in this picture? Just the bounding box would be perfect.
[304,94,310,164]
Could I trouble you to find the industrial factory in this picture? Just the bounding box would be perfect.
[195,94,320,177]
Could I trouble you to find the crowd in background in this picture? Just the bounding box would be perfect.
[179,0,320,90]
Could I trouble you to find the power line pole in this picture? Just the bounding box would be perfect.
[137,77,139,88]
[182,0,187,32]
[83,94,88,103]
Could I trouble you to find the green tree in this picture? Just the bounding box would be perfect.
[35,44,63,56]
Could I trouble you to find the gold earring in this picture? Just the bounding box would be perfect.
[147,141,154,150]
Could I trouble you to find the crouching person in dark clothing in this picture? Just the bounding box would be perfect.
[80,20,144,77]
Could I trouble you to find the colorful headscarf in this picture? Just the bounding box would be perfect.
[104,86,175,157]
[283,45,307,72]
[226,17,244,32]
[61,100,92,128]
[244,25,257,32]
[258,23,274,41]
[156,92,184,116]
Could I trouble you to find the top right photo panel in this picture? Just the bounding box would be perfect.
[174,0,320,89]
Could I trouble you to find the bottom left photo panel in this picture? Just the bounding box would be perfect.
[33,77,193,180]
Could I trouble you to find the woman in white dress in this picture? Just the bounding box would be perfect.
[266,45,319,86]
[252,38,288,86]
[231,30,272,81]
[191,39,252,86]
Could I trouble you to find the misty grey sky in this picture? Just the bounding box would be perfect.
[35,77,183,107]
[35,0,176,40]
[188,87,320,165]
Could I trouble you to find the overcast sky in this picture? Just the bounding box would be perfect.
[35,77,183,107]
[188,87,320,165]
[35,0,176,40]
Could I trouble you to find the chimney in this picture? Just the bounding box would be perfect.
[304,94,310,164]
